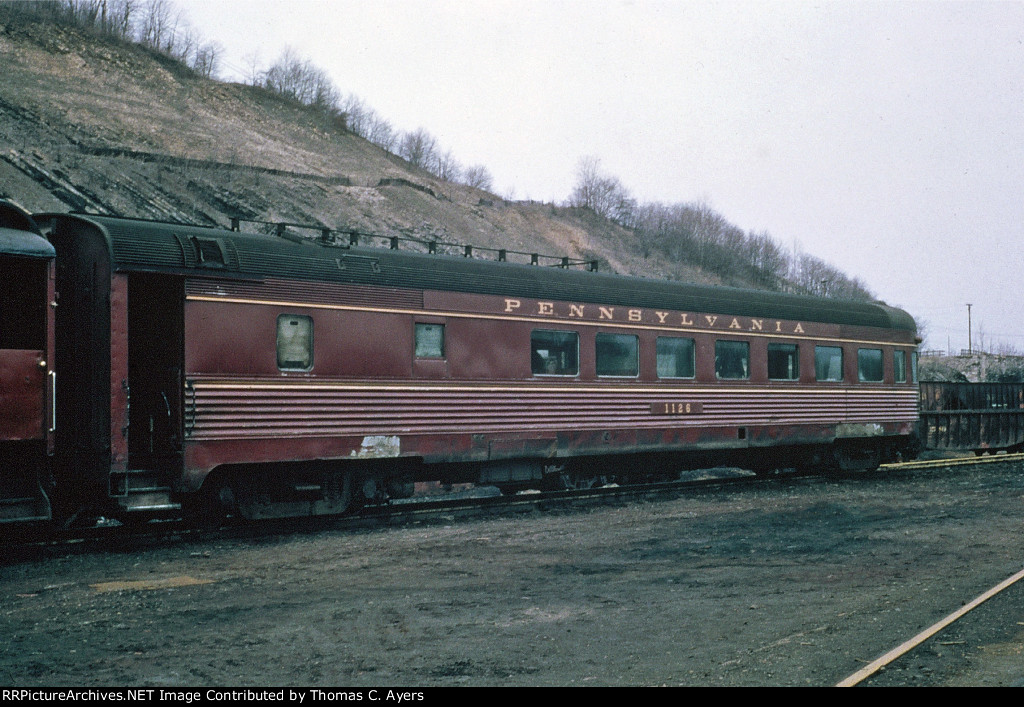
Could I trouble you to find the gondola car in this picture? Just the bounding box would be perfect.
[16,207,919,525]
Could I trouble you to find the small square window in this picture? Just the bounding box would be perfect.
[596,333,639,377]
[657,337,695,379]
[894,350,907,383]
[277,314,313,370]
[815,346,844,382]
[715,340,750,380]
[768,343,799,381]
[415,323,445,358]
[531,330,579,376]
[858,348,884,382]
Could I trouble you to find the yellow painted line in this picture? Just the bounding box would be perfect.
[91,576,214,593]
[836,566,1024,687]
[186,294,912,348]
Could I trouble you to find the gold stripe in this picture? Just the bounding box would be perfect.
[190,378,918,397]
[186,294,913,348]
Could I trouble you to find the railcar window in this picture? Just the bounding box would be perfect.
[656,337,696,379]
[767,343,800,381]
[894,350,908,383]
[815,346,843,382]
[858,348,884,382]
[596,333,639,377]
[414,323,445,358]
[277,314,313,371]
[911,352,919,383]
[715,340,750,380]
[531,330,579,376]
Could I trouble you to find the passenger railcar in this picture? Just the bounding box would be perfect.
[17,208,918,524]
[0,202,55,525]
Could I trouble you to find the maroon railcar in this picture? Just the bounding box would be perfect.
[33,211,919,523]
[0,202,56,525]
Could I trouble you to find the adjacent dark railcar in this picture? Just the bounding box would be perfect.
[919,381,1024,454]
[0,202,56,524]
[30,210,920,523]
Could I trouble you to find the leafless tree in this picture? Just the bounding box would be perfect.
[264,46,340,110]
[366,116,397,151]
[398,128,438,170]
[338,94,370,137]
[567,156,636,225]
[242,50,264,86]
[462,165,494,191]
[190,40,222,78]
[137,0,179,53]
[430,149,461,182]
[3,0,136,38]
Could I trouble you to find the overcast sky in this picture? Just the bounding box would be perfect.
[175,0,1024,354]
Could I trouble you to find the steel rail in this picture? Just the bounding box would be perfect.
[836,565,1024,687]
[881,451,1024,472]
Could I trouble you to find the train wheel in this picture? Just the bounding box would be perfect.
[832,442,881,475]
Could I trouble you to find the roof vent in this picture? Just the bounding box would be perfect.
[192,236,226,267]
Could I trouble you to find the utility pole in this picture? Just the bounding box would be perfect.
[966,303,973,355]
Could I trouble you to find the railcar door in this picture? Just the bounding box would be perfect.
[127,274,184,472]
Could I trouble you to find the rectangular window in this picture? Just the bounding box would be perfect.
[911,352,919,383]
[414,323,445,358]
[656,337,695,379]
[858,348,884,382]
[277,314,313,370]
[715,340,750,380]
[894,350,907,383]
[596,333,639,377]
[815,346,843,382]
[767,343,799,381]
[531,330,579,376]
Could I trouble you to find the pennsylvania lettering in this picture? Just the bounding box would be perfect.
[502,298,807,334]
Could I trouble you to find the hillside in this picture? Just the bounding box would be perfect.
[0,16,739,285]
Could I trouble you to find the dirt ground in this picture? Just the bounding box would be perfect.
[3,462,1024,687]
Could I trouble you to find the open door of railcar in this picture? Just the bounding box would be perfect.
[41,212,185,523]
[126,273,184,480]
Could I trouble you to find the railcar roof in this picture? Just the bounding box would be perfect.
[0,228,55,259]
[0,201,54,259]
[45,212,916,332]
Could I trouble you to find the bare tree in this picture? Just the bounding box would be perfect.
[462,165,494,191]
[338,94,371,137]
[366,116,397,151]
[105,0,136,39]
[190,40,222,78]
[567,156,636,225]
[398,128,438,170]
[264,46,340,110]
[242,50,264,86]
[430,149,461,182]
[137,0,179,52]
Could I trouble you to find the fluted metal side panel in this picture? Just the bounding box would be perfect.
[186,380,918,440]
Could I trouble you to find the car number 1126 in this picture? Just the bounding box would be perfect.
[651,402,703,415]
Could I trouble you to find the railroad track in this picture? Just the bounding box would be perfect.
[0,469,789,558]
[882,451,1024,472]
[5,453,1022,560]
